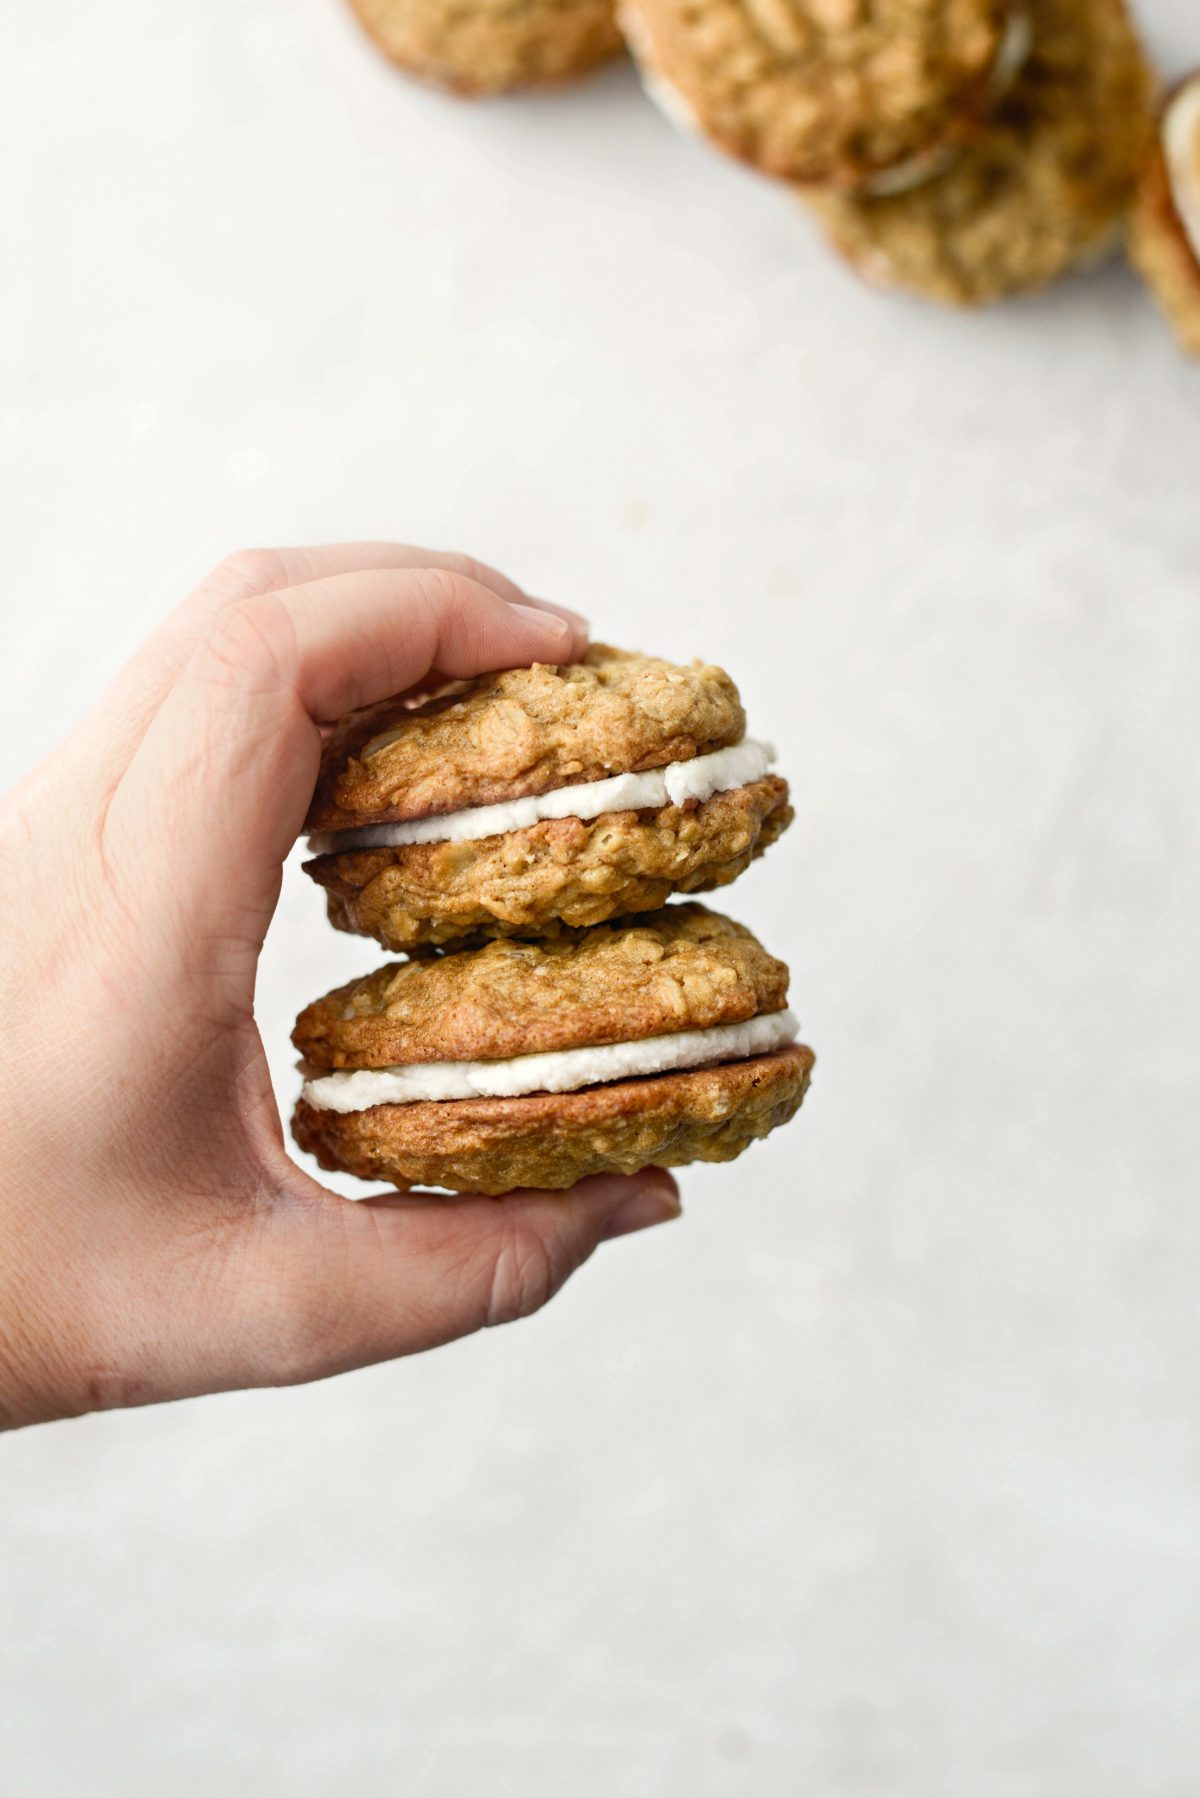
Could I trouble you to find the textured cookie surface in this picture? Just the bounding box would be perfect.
[348,0,623,94]
[621,0,1013,188]
[1130,79,1200,357]
[306,645,745,832]
[307,776,792,950]
[807,0,1154,305]
[293,1045,813,1193]
[294,904,789,1067]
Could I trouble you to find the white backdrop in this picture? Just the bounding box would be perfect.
[3,2,1200,1792]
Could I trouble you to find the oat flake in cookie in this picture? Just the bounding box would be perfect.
[304,645,793,951]
[346,0,623,95]
[806,0,1154,306]
[620,0,1022,190]
[1130,73,1200,358]
[292,905,814,1193]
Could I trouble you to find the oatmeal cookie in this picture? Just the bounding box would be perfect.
[806,0,1154,305]
[293,904,789,1067]
[347,0,623,95]
[306,645,745,834]
[292,906,811,1194]
[303,644,789,946]
[307,776,792,951]
[620,0,1023,189]
[293,1046,813,1194]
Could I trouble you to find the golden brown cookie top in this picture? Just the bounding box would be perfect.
[293,904,789,1068]
[305,644,745,832]
[621,0,1016,188]
[807,0,1154,305]
[347,0,624,96]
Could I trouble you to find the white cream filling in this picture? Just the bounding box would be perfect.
[302,1009,799,1113]
[639,64,703,137]
[308,738,775,854]
[619,7,704,136]
[859,144,956,199]
[633,46,946,196]
[1164,78,1200,264]
[989,6,1033,101]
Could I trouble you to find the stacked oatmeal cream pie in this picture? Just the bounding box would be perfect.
[291,646,813,1195]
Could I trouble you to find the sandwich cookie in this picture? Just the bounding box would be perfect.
[304,645,792,951]
[292,904,813,1193]
[346,0,623,95]
[619,0,1026,190]
[806,0,1154,305]
[1130,73,1200,357]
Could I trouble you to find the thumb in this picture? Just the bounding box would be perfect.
[250,1171,683,1392]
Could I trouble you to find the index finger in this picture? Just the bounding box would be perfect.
[101,565,576,961]
[70,543,587,790]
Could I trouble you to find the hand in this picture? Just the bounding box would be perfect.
[0,544,681,1431]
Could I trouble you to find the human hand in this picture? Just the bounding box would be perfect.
[0,544,681,1431]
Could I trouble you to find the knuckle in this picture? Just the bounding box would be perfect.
[415,565,480,619]
[434,550,494,590]
[245,1222,348,1390]
[208,547,292,603]
[483,1220,565,1329]
[194,592,297,697]
[263,1292,338,1390]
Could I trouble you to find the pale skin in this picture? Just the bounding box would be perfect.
[0,544,681,1432]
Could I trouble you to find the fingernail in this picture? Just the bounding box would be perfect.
[601,1175,683,1241]
[530,596,588,631]
[512,603,572,648]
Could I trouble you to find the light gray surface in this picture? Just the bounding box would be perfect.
[3,2,1200,1792]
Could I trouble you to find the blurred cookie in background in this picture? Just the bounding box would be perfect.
[619,0,1027,190]
[804,0,1154,306]
[1130,72,1200,357]
[348,0,623,95]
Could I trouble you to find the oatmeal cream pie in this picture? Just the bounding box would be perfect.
[346,0,623,95]
[804,0,1154,306]
[1130,72,1200,358]
[304,645,793,951]
[292,905,813,1193]
[619,0,1030,191]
